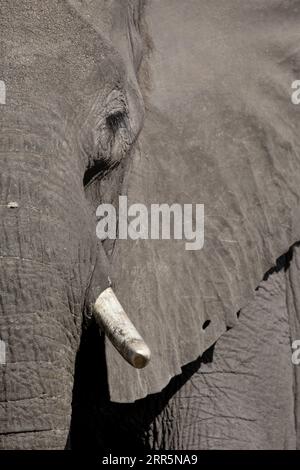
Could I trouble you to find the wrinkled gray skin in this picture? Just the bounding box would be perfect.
[0,0,144,449]
[1,0,300,450]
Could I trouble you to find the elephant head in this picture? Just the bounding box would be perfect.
[0,0,149,449]
[2,0,300,452]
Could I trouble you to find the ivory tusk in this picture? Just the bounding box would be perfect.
[93,287,151,369]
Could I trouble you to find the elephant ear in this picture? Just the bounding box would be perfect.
[104,0,300,402]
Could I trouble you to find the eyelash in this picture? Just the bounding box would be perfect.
[106,111,126,135]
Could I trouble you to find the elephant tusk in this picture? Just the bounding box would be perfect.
[93,287,151,369]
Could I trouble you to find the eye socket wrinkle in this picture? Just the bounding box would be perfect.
[83,108,130,188]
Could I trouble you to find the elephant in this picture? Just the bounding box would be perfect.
[1,0,300,451]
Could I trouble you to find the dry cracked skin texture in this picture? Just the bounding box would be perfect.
[1,0,300,450]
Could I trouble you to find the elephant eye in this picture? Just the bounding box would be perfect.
[97,107,131,163]
[106,111,126,135]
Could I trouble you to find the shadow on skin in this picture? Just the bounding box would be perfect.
[69,322,215,451]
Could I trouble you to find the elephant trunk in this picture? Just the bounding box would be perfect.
[0,255,78,449]
[0,154,86,448]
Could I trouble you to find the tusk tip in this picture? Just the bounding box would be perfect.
[129,342,151,369]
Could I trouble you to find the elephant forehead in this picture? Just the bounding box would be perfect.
[1,0,131,137]
[1,0,125,85]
